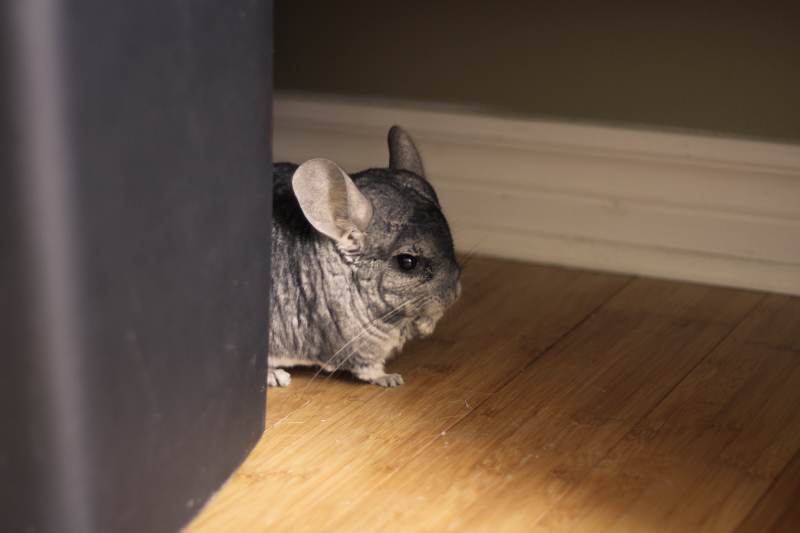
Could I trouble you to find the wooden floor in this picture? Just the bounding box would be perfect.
[188,257,800,532]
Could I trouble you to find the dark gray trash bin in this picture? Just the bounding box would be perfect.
[1,2,273,532]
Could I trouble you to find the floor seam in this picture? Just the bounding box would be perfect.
[372,278,635,482]
[317,274,638,530]
[732,426,800,531]
[537,292,769,530]
[437,276,637,431]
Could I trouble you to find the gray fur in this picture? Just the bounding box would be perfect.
[268,126,461,387]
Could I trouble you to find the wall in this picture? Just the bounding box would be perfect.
[275,0,800,142]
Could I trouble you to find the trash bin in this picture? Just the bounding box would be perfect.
[2,2,273,532]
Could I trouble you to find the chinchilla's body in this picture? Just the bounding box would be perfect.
[267,127,461,387]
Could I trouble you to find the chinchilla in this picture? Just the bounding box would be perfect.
[268,126,461,388]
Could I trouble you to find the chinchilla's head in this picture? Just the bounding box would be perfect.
[292,126,461,339]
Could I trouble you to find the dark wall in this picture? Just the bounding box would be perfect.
[275,0,800,142]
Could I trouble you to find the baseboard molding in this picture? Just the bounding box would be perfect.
[274,93,800,295]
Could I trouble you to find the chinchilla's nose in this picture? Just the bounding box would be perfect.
[446,279,462,307]
[441,258,461,307]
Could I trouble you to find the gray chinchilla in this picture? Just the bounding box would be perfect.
[268,126,461,387]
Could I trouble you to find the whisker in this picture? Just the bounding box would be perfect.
[316,294,435,384]
[457,239,484,270]
[316,294,434,379]
[296,294,433,395]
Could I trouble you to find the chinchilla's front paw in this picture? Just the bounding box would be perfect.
[267,368,292,387]
[371,373,404,388]
[352,364,404,387]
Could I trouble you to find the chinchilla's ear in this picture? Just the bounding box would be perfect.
[292,158,373,254]
[388,126,425,178]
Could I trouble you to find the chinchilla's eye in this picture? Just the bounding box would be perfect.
[396,254,418,271]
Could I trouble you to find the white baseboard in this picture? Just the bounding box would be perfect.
[274,93,800,296]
